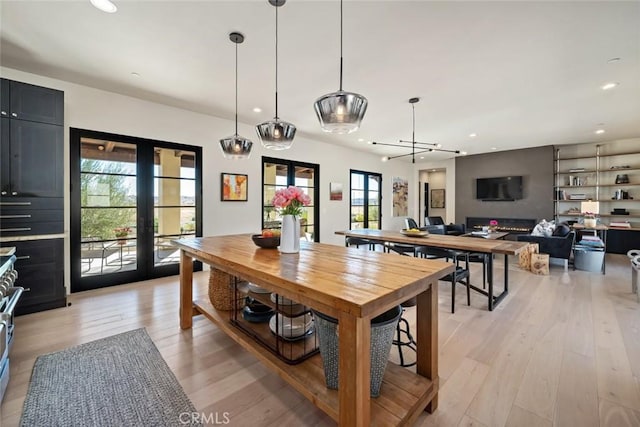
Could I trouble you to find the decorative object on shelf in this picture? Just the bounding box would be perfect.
[615,174,630,184]
[312,305,402,397]
[583,212,597,228]
[613,189,630,200]
[313,0,368,134]
[489,219,499,233]
[272,186,311,253]
[221,172,248,201]
[256,0,297,150]
[372,98,466,163]
[581,200,599,227]
[611,208,630,215]
[220,32,253,159]
[113,226,131,244]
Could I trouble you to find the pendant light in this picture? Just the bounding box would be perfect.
[313,0,368,134]
[256,0,297,150]
[219,32,253,160]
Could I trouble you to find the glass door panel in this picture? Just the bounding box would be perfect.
[153,147,196,268]
[80,140,138,277]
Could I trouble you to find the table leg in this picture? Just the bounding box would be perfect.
[487,254,494,311]
[417,281,439,412]
[180,250,194,330]
[337,312,371,426]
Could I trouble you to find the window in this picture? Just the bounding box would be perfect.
[262,157,319,241]
[350,170,382,229]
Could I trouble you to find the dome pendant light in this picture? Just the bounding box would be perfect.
[256,0,296,150]
[313,0,368,134]
[220,32,253,159]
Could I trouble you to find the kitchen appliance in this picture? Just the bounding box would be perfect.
[0,255,24,403]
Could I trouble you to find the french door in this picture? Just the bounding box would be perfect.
[350,170,382,229]
[70,128,202,292]
[262,157,319,241]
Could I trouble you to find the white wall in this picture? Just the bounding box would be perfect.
[1,67,415,293]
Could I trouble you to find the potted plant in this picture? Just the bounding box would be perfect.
[489,219,499,233]
[114,226,132,244]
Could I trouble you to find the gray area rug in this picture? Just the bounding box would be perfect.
[20,328,201,427]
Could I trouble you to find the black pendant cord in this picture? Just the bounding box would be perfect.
[339,0,343,91]
[235,40,239,136]
[412,103,416,163]
[274,3,279,120]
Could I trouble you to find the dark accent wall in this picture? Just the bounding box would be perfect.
[455,146,554,223]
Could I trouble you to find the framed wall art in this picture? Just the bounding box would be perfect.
[431,189,445,209]
[221,173,248,201]
[392,176,408,216]
[330,182,343,201]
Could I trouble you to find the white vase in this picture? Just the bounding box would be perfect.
[279,215,300,254]
[584,218,596,228]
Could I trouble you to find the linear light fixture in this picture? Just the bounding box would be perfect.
[371,98,466,163]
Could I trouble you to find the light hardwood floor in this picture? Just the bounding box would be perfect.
[2,254,639,426]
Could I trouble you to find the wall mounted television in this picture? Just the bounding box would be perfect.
[476,176,523,201]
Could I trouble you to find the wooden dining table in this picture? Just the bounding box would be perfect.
[174,234,455,426]
[336,229,530,311]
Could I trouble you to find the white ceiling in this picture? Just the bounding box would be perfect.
[2,0,639,162]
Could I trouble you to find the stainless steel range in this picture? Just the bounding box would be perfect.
[0,253,24,402]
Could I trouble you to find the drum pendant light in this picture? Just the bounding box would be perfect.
[256,0,296,150]
[220,32,253,159]
[313,0,368,134]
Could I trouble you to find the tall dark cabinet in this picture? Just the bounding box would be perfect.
[0,78,66,315]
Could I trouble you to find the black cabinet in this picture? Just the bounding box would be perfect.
[1,239,66,315]
[0,78,66,315]
[1,79,64,125]
[0,119,63,198]
[607,229,640,254]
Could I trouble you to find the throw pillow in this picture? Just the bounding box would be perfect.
[552,223,571,237]
[531,219,555,237]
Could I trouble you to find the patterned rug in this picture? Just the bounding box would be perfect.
[20,328,200,427]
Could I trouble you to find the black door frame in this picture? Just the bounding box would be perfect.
[70,128,202,292]
[350,169,383,228]
[261,156,320,242]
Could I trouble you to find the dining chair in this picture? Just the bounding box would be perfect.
[385,218,428,257]
[425,216,445,226]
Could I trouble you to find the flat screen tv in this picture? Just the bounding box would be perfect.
[476,176,523,201]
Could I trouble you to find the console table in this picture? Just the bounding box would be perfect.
[174,235,454,426]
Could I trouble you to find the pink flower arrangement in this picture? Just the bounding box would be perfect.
[489,220,498,226]
[272,186,311,217]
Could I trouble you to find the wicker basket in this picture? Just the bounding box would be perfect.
[312,305,401,397]
[208,268,245,311]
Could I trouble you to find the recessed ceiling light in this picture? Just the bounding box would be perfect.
[419,156,424,160]
[367,141,373,145]
[252,107,262,113]
[90,0,117,13]
[491,147,497,150]
[595,129,605,134]
[460,151,468,155]
[607,57,621,64]
[431,169,436,172]
[435,143,442,148]
[469,133,477,138]
[381,156,388,162]
[358,138,364,142]
[601,82,619,90]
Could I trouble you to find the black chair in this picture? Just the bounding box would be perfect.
[385,218,428,257]
[425,216,445,226]
[422,224,452,260]
[446,223,466,236]
[345,237,374,250]
[442,251,471,313]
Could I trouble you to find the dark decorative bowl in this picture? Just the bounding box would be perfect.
[251,234,280,249]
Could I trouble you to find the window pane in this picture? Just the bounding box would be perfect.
[82,175,136,208]
[264,163,288,186]
[154,147,196,178]
[295,166,315,187]
[81,207,136,241]
[368,175,380,191]
[154,207,196,235]
[351,173,364,190]
[80,140,136,174]
[154,178,195,206]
